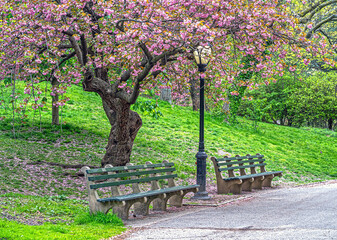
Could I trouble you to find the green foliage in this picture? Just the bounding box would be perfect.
[289,72,337,129]
[0,218,125,240]
[132,99,163,119]
[228,55,257,123]
[131,89,164,119]
[0,193,125,240]
[240,74,300,125]
[75,212,124,226]
[240,72,337,130]
[245,100,263,132]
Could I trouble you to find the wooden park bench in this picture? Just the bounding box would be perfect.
[211,154,282,194]
[81,161,199,220]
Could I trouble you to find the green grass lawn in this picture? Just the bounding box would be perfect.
[0,193,125,240]
[0,83,336,239]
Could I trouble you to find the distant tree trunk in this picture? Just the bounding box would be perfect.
[51,77,59,125]
[288,118,293,127]
[190,78,199,111]
[222,96,230,113]
[160,88,172,103]
[328,118,333,130]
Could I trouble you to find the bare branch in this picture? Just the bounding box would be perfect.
[306,14,337,38]
[299,0,327,18]
[80,34,88,65]
[69,36,84,66]
[138,42,153,62]
[43,51,76,82]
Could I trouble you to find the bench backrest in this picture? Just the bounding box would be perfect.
[84,161,177,193]
[212,154,267,178]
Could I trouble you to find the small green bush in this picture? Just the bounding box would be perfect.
[75,212,124,226]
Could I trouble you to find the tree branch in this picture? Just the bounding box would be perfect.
[306,14,337,38]
[44,51,76,82]
[69,36,84,66]
[80,34,88,65]
[299,0,326,18]
[138,42,153,62]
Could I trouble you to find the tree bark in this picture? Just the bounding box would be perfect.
[328,117,333,130]
[222,96,230,113]
[101,99,142,166]
[83,69,143,167]
[52,95,59,125]
[190,78,199,111]
[51,77,59,125]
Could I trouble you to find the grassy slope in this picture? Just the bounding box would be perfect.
[138,102,337,182]
[0,84,337,239]
[1,84,336,186]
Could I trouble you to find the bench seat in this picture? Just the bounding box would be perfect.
[82,161,199,220]
[211,154,283,194]
[223,171,283,181]
[97,185,200,202]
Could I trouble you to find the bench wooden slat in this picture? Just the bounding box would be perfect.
[86,162,174,174]
[216,154,264,162]
[97,185,200,202]
[219,163,266,172]
[223,171,283,181]
[88,167,176,181]
[217,159,265,166]
[90,174,178,189]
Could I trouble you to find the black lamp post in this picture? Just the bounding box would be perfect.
[192,45,211,200]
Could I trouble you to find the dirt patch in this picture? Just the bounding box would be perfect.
[1,211,46,225]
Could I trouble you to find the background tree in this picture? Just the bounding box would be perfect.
[240,72,337,130]
[291,72,337,129]
[297,0,337,72]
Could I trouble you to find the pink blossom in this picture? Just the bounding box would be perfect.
[118,83,127,89]
[303,59,310,65]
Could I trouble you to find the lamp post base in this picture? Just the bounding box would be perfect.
[191,191,211,200]
[193,151,211,200]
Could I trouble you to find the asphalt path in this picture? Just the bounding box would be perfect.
[120,182,337,240]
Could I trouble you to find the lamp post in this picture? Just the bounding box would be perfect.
[192,45,211,200]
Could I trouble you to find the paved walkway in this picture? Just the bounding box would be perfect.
[119,182,337,240]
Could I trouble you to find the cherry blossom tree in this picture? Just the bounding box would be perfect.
[0,0,315,166]
[298,0,337,72]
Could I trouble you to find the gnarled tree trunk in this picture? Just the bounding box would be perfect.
[83,69,144,167]
[101,100,142,166]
